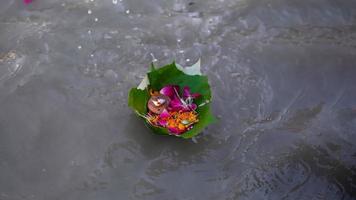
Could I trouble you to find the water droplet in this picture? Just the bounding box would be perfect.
[112,0,118,4]
[88,9,92,14]
[88,30,92,34]
[78,45,82,49]
[94,18,98,22]
[12,64,21,73]
[90,54,94,57]
[179,50,184,53]
[126,10,130,14]
[90,0,94,2]
[177,39,182,42]
[186,58,190,62]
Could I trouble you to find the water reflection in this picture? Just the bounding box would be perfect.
[223,143,356,200]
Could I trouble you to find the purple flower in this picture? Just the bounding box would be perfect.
[169,97,196,111]
[183,86,201,99]
[157,109,170,126]
[159,85,200,112]
[160,85,179,99]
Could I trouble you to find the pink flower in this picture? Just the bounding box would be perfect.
[23,0,33,4]
[160,85,179,99]
[155,109,185,135]
[157,109,170,126]
[183,86,201,99]
[160,85,200,112]
[169,97,196,111]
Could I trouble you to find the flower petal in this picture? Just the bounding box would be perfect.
[189,103,197,111]
[182,86,191,99]
[183,86,200,99]
[158,119,167,127]
[159,109,170,118]
[191,93,201,98]
[168,97,185,111]
[170,97,183,107]
[160,85,180,99]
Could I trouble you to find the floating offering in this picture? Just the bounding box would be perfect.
[128,60,215,138]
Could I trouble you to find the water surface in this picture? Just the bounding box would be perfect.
[1,0,356,199]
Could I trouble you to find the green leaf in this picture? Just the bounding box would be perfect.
[180,104,216,139]
[128,88,149,115]
[146,123,170,136]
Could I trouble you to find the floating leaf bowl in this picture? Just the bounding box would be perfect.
[128,60,215,139]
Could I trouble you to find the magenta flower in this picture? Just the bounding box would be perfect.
[159,85,200,112]
[23,0,33,4]
[157,109,170,127]
[169,97,196,111]
[156,109,189,135]
[183,86,201,99]
[160,85,179,99]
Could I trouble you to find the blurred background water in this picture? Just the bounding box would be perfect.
[1,0,356,199]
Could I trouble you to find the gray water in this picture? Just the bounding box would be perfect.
[1,0,356,199]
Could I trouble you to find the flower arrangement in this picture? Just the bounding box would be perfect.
[128,60,215,139]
